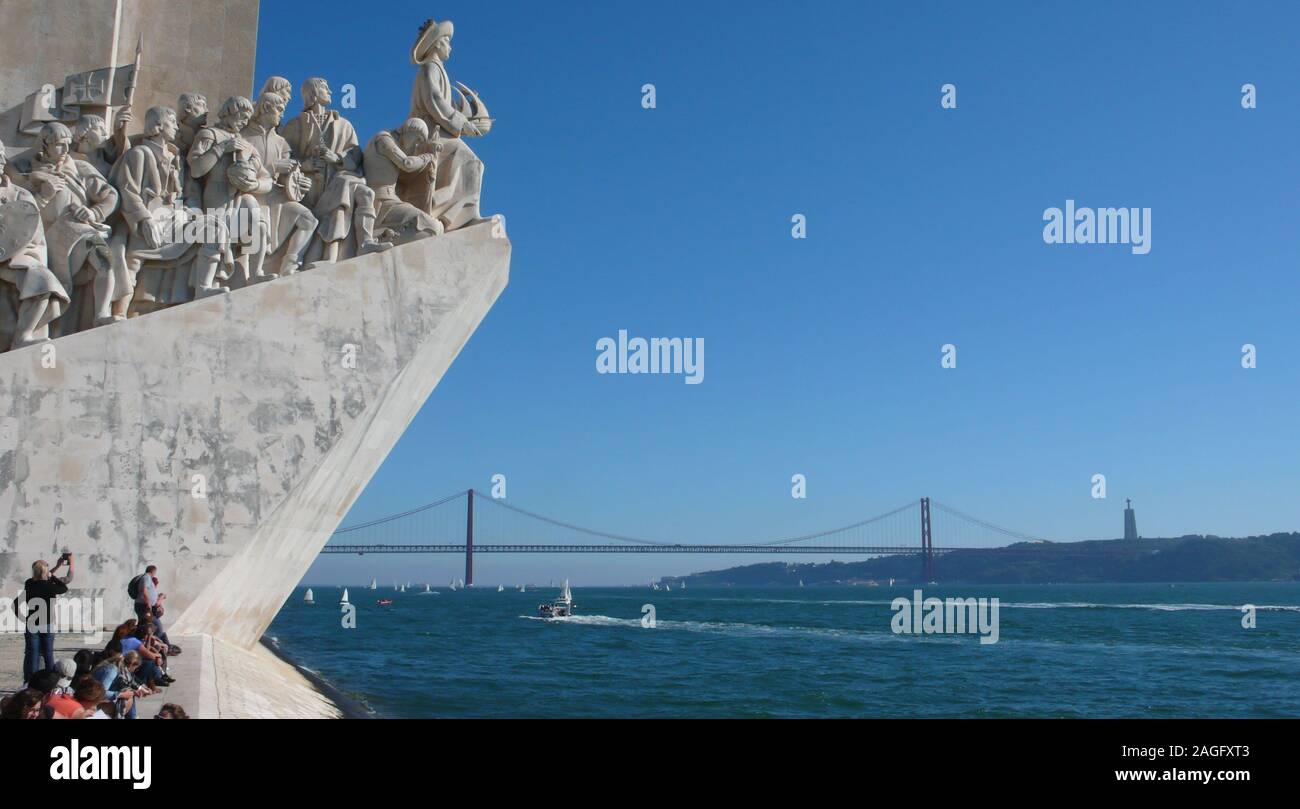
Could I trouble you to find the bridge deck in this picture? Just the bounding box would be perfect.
[320,544,954,554]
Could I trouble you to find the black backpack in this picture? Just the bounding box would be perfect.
[126,574,145,600]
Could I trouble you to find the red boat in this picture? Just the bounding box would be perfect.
[376,599,393,606]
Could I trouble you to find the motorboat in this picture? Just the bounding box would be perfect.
[538,579,574,618]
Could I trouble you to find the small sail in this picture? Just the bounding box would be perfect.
[369,578,377,590]
[560,579,572,604]
[424,584,431,593]
[340,588,349,603]
[497,584,504,592]
[304,588,314,604]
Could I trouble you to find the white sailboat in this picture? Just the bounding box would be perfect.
[449,579,457,591]
[303,588,314,604]
[652,582,660,591]
[538,579,574,618]
[798,579,804,587]
[665,583,671,591]
[340,587,349,604]
[497,584,504,592]
[517,584,525,592]
[681,580,687,590]
[369,578,377,590]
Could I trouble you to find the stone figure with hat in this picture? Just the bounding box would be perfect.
[408,17,495,232]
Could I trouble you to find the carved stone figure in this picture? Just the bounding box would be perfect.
[108,106,232,310]
[282,78,391,265]
[259,76,293,110]
[176,93,209,156]
[240,91,317,276]
[408,18,493,232]
[188,95,274,287]
[0,141,69,351]
[69,107,134,177]
[363,118,443,245]
[20,122,120,331]
[70,115,113,177]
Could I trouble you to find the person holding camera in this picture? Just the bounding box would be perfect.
[15,553,74,682]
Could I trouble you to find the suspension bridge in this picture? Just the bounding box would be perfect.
[319,491,1055,584]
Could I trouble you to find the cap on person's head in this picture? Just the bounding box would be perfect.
[53,658,76,687]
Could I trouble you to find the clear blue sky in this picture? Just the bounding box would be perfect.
[257,1,1300,585]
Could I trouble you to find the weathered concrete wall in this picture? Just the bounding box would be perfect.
[0,223,510,648]
[0,0,259,148]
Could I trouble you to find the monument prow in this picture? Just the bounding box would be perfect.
[0,221,509,647]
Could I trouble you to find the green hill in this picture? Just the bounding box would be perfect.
[673,533,1300,586]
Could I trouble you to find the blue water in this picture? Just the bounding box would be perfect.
[267,583,1300,717]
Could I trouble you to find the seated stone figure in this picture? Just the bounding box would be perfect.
[108,106,233,311]
[240,91,316,277]
[0,141,69,351]
[188,95,273,288]
[282,77,391,266]
[15,122,120,333]
[362,118,443,246]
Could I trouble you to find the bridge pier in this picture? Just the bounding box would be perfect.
[920,497,934,582]
[465,489,474,586]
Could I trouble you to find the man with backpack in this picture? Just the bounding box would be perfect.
[128,565,181,655]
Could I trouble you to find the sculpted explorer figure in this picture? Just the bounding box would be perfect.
[408,18,493,232]
[240,91,317,277]
[21,122,120,331]
[362,118,443,245]
[188,95,274,287]
[176,93,209,156]
[282,78,391,265]
[109,106,231,308]
[0,142,69,351]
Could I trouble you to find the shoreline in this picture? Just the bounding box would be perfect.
[259,635,376,719]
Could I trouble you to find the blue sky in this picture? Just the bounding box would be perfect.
[258,1,1300,585]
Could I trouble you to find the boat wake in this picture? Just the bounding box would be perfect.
[730,597,1300,612]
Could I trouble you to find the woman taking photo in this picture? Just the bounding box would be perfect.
[14,553,74,682]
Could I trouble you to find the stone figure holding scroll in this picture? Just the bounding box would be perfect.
[408,18,493,232]
[282,78,391,265]
[0,142,68,351]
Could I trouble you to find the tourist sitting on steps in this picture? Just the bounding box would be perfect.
[119,624,174,688]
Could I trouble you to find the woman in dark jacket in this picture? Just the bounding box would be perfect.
[15,554,73,682]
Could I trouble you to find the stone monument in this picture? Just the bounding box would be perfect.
[0,4,510,649]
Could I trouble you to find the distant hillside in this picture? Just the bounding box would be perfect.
[671,533,1300,586]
